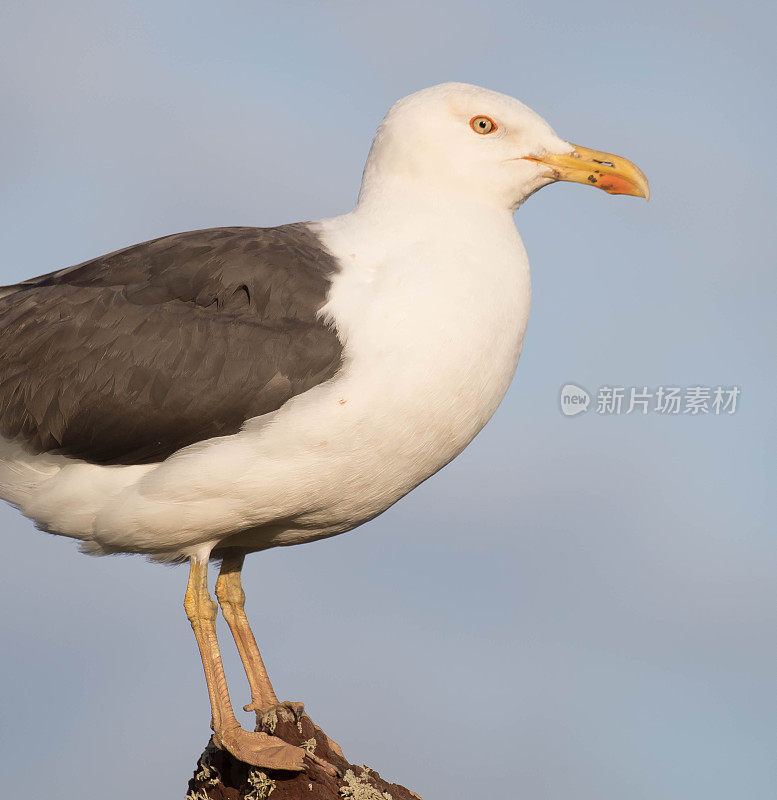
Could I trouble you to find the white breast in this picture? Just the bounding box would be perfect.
[213,200,533,548]
[315,201,532,486]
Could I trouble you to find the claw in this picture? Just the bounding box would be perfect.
[305,750,342,778]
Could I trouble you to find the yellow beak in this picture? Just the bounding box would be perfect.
[525,143,649,200]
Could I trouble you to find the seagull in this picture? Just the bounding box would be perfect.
[0,82,648,772]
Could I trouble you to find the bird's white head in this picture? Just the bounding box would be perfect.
[358,82,648,212]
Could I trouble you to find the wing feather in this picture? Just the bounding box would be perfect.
[0,225,342,465]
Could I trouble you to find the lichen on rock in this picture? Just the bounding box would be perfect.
[338,768,393,800]
[246,768,277,799]
[193,742,222,786]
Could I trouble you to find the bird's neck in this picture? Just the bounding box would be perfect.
[316,174,527,292]
[353,172,515,234]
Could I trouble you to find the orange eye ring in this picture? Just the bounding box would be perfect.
[469,115,497,135]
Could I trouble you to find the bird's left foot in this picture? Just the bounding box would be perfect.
[247,700,308,748]
[246,698,305,723]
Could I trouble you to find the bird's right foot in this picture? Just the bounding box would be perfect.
[213,725,306,772]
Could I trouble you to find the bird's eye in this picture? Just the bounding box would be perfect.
[469,115,497,135]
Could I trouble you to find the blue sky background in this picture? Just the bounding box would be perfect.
[1,2,775,798]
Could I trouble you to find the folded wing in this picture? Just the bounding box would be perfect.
[0,225,343,465]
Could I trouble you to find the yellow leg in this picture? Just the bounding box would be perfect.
[215,553,279,714]
[184,556,305,771]
[215,553,343,776]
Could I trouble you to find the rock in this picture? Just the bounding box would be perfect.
[185,705,422,800]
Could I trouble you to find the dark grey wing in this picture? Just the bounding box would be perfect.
[0,225,343,465]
